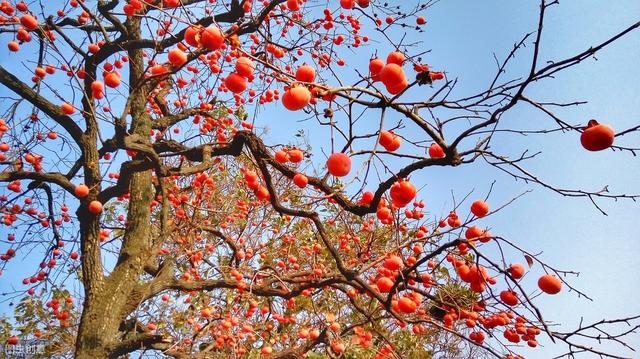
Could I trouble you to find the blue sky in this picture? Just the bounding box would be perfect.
[1,0,639,357]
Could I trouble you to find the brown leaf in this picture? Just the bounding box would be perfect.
[524,254,534,268]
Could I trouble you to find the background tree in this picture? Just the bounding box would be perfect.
[0,0,639,358]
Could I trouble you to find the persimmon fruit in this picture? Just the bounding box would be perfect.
[74,184,90,198]
[20,14,38,30]
[538,274,562,295]
[389,180,416,208]
[282,86,311,111]
[386,51,406,66]
[184,25,202,47]
[295,64,316,83]
[200,26,224,50]
[380,64,406,87]
[376,276,394,292]
[500,290,519,306]
[398,297,417,313]
[580,119,614,151]
[293,174,308,188]
[378,130,401,151]
[88,200,103,215]
[235,57,254,78]
[274,150,288,163]
[508,263,525,280]
[104,72,121,88]
[288,149,304,163]
[369,58,385,81]
[225,73,248,93]
[61,103,75,115]
[470,200,489,217]
[383,255,403,270]
[428,143,445,158]
[8,41,20,52]
[326,153,351,177]
[168,48,188,67]
[286,0,300,11]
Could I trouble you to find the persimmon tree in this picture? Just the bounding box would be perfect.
[0,0,639,358]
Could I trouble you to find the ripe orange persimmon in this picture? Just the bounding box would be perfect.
[235,57,254,78]
[580,119,614,151]
[168,48,188,67]
[508,263,525,280]
[200,26,224,50]
[286,0,300,11]
[184,25,202,47]
[16,28,31,42]
[293,173,308,188]
[470,200,489,217]
[326,153,351,177]
[255,186,270,201]
[7,335,18,345]
[244,170,258,183]
[8,41,20,52]
[20,14,38,30]
[387,137,401,151]
[376,206,392,221]
[500,290,519,306]
[464,226,484,240]
[298,328,309,339]
[389,180,416,208]
[340,0,355,9]
[74,184,90,198]
[225,73,248,93]
[386,79,408,95]
[295,64,316,83]
[91,81,105,99]
[104,72,121,88]
[428,143,445,158]
[331,342,345,353]
[378,130,401,151]
[386,51,406,66]
[60,102,75,115]
[88,200,103,214]
[376,276,394,292]
[288,149,304,163]
[282,86,311,111]
[397,297,417,313]
[163,0,179,7]
[309,329,320,339]
[34,67,46,78]
[538,274,562,295]
[88,43,100,54]
[359,191,374,205]
[274,150,288,163]
[377,130,391,145]
[150,64,167,76]
[369,58,385,81]
[380,63,405,87]
[383,255,403,270]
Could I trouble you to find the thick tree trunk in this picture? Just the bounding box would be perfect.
[75,299,118,358]
[75,15,153,358]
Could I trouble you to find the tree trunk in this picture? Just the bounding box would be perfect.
[75,15,153,358]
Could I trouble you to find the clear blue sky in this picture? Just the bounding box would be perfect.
[1,1,639,357]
